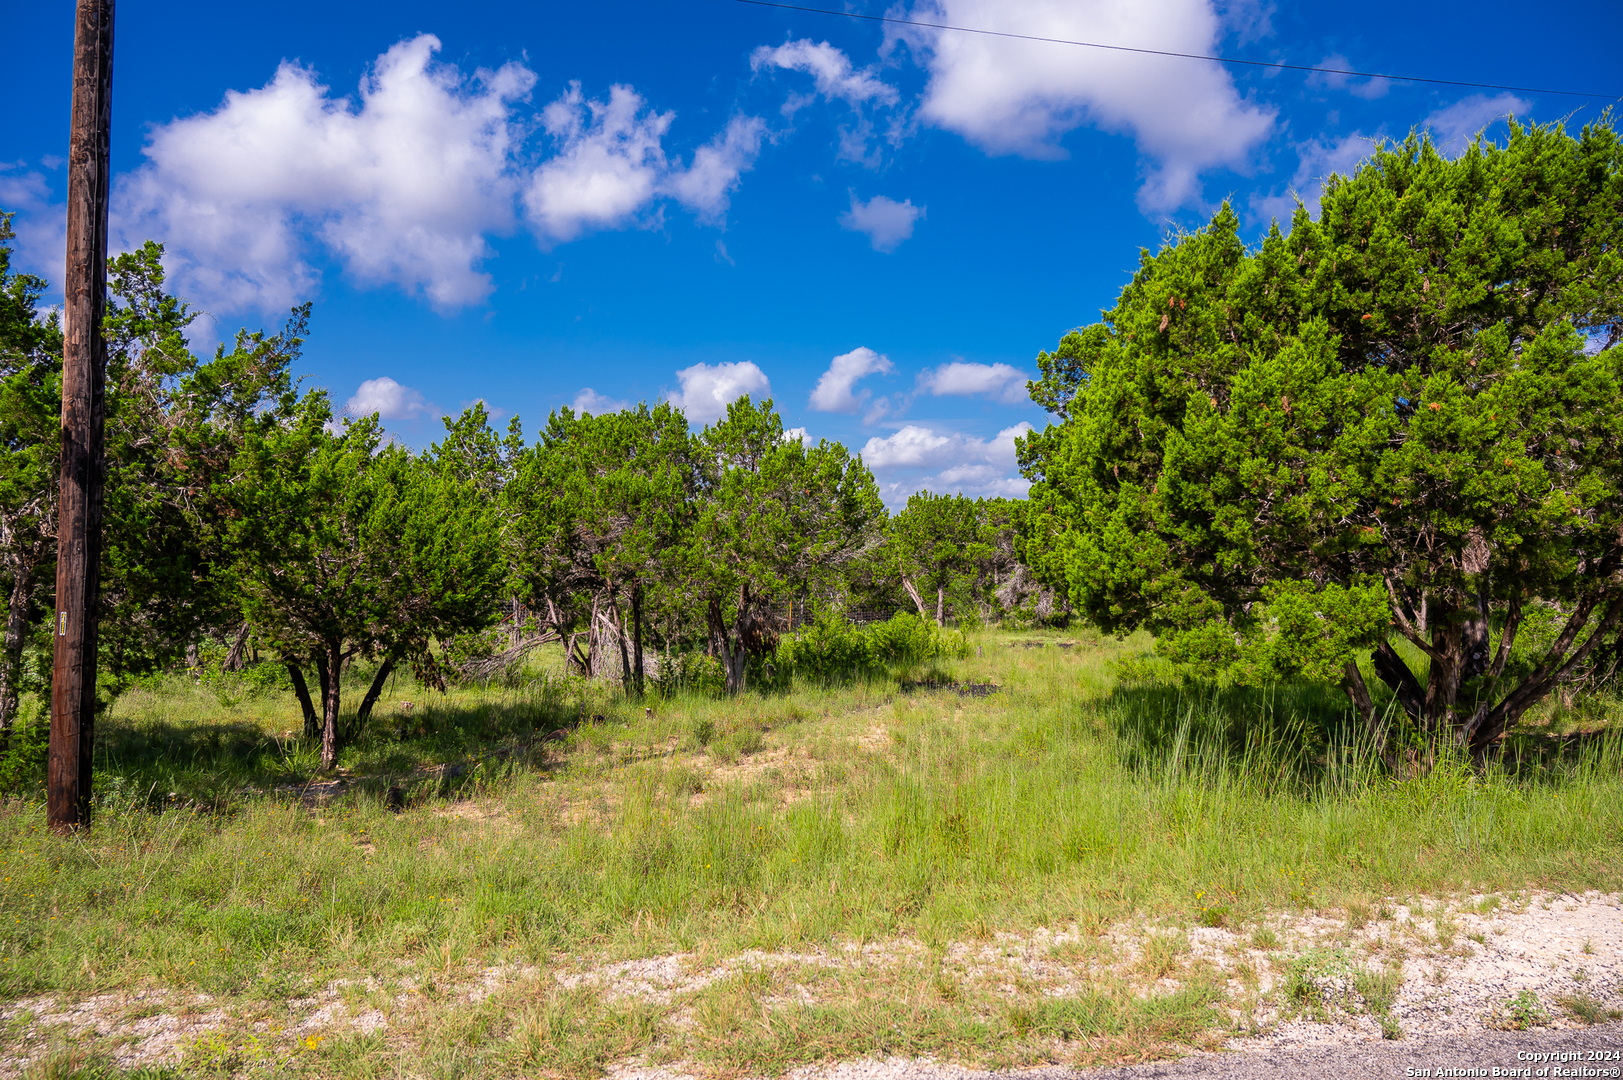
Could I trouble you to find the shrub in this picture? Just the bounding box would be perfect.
[776,610,871,685]
[776,611,969,685]
[867,612,941,669]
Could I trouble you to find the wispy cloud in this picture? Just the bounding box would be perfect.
[572,387,631,415]
[0,163,66,285]
[1248,131,1377,224]
[1307,53,1390,100]
[840,193,924,252]
[1424,93,1529,156]
[917,361,1030,405]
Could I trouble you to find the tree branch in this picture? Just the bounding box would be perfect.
[1383,575,1439,659]
[1372,640,1426,722]
[1468,596,1620,750]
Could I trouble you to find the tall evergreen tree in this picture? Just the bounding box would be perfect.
[1023,122,1623,754]
[689,398,882,694]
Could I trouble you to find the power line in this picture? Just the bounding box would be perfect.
[732,0,1621,101]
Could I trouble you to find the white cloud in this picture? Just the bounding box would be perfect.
[118,35,534,315]
[666,361,772,424]
[862,425,956,469]
[346,376,433,420]
[784,426,812,445]
[1307,54,1389,100]
[809,346,894,414]
[840,193,924,252]
[1424,93,1529,156]
[861,422,1034,506]
[918,361,1030,405]
[524,83,669,245]
[881,470,1031,507]
[109,37,767,318]
[751,40,901,111]
[665,114,770,223]
[0,164,66,284]
[524,84,765,243]
[752,40,902,165]
[572,387,631,415]
[862,422,1030,469]
[891,0,1275,212]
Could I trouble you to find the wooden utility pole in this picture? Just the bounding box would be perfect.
[50,0,115,833]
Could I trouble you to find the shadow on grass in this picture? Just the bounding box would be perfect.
[90,674,594,813]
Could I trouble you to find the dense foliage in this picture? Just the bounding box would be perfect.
[1022,120,1623,755]
[0,220,1053,774]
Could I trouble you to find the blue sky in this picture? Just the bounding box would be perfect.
[4,0,1620,506]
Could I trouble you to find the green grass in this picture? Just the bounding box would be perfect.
[1,627,1621,1076]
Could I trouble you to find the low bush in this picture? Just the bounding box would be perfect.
[776,610,969,686]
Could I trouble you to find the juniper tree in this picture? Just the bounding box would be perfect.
[1022,121,1623,755]
[689,398,882,694]
[885,492,988,625]
[225,399,503,768]
[508,402,697,692]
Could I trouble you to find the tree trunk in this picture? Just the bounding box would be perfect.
[565,632,588,676]
[631,581,644,698]
[901,576,927,619]
[705,593,727,661]
[586,594,601,678]
[319,640,342,770]
[1339,659,1389,760]
[722,641,747,695]
[0,564,32,745]
[1422,613,1465,733]
[607,596,633,694]
[355,649,398,728]
[936,585,945,627]
[286,661,320,740]
[1466,598,1623,753]
[223,622,250,672]
[706,591,747,695]
[1372,641,1424,723]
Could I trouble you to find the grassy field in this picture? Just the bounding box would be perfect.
[2,628,1620,1079]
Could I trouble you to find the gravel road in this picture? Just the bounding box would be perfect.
[792,1025,1623,1080]
[1067,1022,1623,1078]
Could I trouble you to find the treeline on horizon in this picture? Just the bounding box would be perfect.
[0,219,1064,769]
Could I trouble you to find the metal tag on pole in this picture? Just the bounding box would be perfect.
[50,0,114,833]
